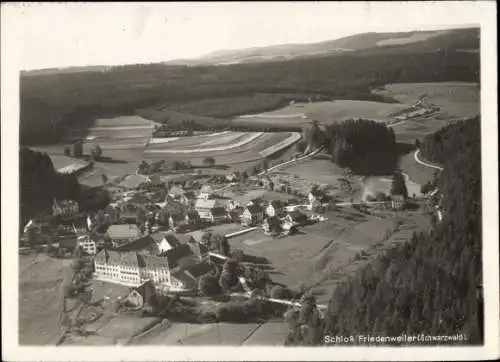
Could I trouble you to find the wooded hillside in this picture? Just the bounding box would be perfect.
[286,117,483,345]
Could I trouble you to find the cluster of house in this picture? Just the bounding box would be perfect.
[92,231,212,293]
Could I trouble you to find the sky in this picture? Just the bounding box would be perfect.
[2,2,490,70]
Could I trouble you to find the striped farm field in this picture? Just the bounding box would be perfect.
[143,132,298,166]
[145,132,264,153]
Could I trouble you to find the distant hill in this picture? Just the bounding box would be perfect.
[165,27,479,66]
[21,65,112,77]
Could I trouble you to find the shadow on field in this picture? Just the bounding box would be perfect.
[348,142,415,176]
[97,156,129,164]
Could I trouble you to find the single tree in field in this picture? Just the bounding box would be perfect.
[64,147,71,157]
[240,171,249,183]
[101,174,108,184]
[203,157,216,167]
[390,170,408,199]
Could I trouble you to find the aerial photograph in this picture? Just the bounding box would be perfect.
[11,2,486,349]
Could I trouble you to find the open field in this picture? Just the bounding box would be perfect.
[233,99,407,125]
[144,132,299,166]
[227,207,430,305]
[375,82,479,118]
[19,253,71,345]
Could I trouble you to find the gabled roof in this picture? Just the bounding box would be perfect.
[114,235,157,253]
[195,199,217,209]
[106,224,139,240]
[186,242,208,258]
[95,249,140,266]
[186,230,205,243]
[246,204,264,214]
[137,253,169,268]
[159,244,195,269]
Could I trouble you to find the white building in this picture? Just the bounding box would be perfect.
[77,235,97,255]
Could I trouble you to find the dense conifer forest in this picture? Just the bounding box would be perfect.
[19,147,81,229]
[322,119,397,167]
[286,117,483,345]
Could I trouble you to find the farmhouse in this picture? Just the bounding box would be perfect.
[391,195,407,211]
[77,235,97,255]
[199,185,214,200]
[195,199,221,220]
[241,205,265,226]
[123,280,157,310]
[266,200,286,218]
[106,224,141,247]
[158,233,196,253]
[170,261,212,291]
[52,199,79,216]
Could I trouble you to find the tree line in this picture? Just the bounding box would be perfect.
[286,116,483,345]
[21,36,479,145]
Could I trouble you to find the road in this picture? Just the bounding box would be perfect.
[414,149,444,171]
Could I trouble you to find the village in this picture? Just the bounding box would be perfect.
[21,152,425,297]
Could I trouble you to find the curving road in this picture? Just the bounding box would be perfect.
[414,149,444,171]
